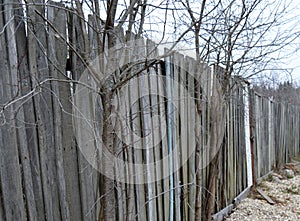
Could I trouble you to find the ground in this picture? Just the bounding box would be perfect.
[225,172,300,221]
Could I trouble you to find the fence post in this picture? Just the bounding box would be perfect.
[244,85,253,187]
[165,53,174,221]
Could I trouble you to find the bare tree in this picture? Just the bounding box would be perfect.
[177,0,300,218]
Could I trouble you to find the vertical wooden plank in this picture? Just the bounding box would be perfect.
[123,82,137,220]
[240,86,247,190]
[47,2,71,220]
[230,85,235,196]
[88,14,105,220]
[205,64,213,213]
[285,104,289,159]
[146,39,164,221]
[178,54,188,221]
[194,61,204,220]
[278,103,282,165]
[277,103,282,166]
[129,78,147,220]
[228,88,234,200]
[73,74,98,221]
[26,1,47,219]
[295,107,300,156]
[146,39,165,221]
[28,1,61,220]
[232,85,237,196]
[116,35,137,219]
[255,95,261,178]
[157,59,170,221]
[137,39,156,221]
[129,38,147,220]
[186,56,196,221]
[255,94,260,178]
[70,11,98,221]
[259,96,264,177]
[278,104,285,166]
[268,99,274,170]
[145,39,157,220]
[232,89,237,199]
[274,103,278,166]
[223,96,229,204]
[274,102,278,167]
[240,85,247,190]
[120,37,137,220]
[199,63,209,217]
[265,98,270,174]
[51,8,84,221]
[165,51,175,221]
[173,52,182,221]
[295,107,298,155]
[239,85,245,192]
[12,1,39,220]
[235,86,240,194]
[0,1,26,220]
[282,103,286,164]
[113,33,128,219]
[126,99,137,221]
[0,169,4,220]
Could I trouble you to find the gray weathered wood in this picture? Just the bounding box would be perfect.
[12,1,38,220]
[0,2,26,219]
[147,39,164,221]
[178,53,189,220]
[212,204,234,221]
[256,188,275,205]
[48,2,71,220]
[26,1,47,219]
[186,56,196,221]
[71,12,98,221]
[129,41,147,218]
[28,1,61,220]
[0,174,4,220]
[173,52,182,221]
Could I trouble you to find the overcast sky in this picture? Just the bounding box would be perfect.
[54,0,300,84]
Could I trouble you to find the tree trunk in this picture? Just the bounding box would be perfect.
[99,93,116,220]
[206,149,220,220]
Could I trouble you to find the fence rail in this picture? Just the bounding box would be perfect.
[0,2,299,221]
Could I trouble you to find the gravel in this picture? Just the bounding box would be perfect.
[225,174,300,221]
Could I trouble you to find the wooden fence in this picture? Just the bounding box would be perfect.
[0,1,299,221]
[251,93,300,179]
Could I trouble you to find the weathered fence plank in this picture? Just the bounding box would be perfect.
[0,174,4,220]
[130,39,147,220]
[26,1,47,220]
[186,56,196,221]
[147,39,164,221]
[12,1,38,220]
[48,2,71,220]
[71,12,99,221]
[27,1,63,219]
[0,2,27,220]
[173,52,183,221]
[178,53,189,221]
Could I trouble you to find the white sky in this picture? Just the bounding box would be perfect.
[50,0,300,84]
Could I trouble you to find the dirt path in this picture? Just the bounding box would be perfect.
[225,174,300,221]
